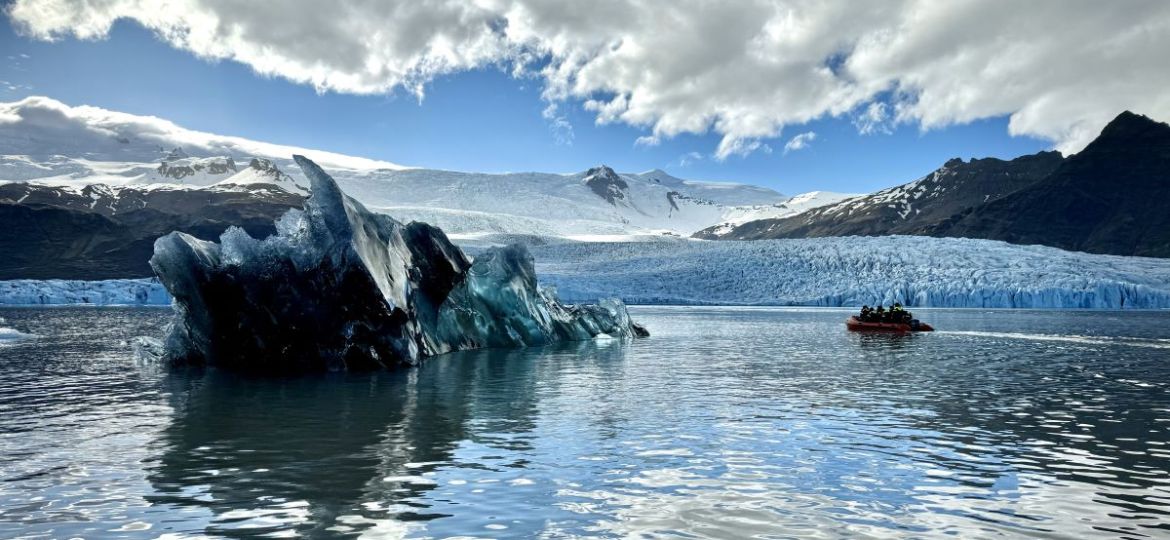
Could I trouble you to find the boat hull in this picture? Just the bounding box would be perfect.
[846,316,934,332]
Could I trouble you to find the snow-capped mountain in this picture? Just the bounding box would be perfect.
[0,96,800,241]
[0,96,839,279]
[325,164,794,239]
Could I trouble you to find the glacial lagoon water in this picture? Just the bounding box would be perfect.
[1,306,1169,539]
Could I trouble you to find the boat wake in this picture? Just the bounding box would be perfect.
[938,330,1170,349]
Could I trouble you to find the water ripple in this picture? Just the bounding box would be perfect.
[1,307,1169,538]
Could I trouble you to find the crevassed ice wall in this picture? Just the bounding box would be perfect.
[0,279,170,306]
[4,236,1170,309]
[531,236,1170,309]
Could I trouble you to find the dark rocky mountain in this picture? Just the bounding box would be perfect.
[157,156,237,180]
[582,165,630,206]
[697,111,1170,258]
[931,112,1170,257]
[0,183,301,279]
[696,151,1064,240]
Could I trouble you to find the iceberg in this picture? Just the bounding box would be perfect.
[0,326,35,343]
[149,155,646,372]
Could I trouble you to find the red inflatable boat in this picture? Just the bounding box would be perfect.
[846,316,934,332]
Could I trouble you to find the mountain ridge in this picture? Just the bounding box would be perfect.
[697,111,1170,257]
[930,111,1170,257]
[695,150,1064,240]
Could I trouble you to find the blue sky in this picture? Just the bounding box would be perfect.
[1,17,1055,195]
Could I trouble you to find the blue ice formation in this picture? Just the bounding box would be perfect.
[149,155,646,372]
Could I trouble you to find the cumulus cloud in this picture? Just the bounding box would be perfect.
[783,131,817,154]
[8,0,1170,155]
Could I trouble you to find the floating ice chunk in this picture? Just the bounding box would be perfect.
[381,476,438,486]
[0,327,35,343]
[149,155,646,372]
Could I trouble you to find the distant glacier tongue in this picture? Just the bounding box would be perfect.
[149,155,646,372]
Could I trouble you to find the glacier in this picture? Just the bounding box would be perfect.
[148,155,647,372]
[0,278,170,305]
[529,236,1170,309]
[3,235,1170,310]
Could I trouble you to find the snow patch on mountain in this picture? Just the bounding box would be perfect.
[705,191,859,236]
[625,169,787,207]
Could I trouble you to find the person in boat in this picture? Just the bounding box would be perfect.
[859,305,872,322]
[875,305,885,322]
[892,302,913,324]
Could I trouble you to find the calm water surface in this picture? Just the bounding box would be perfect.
[1,307,1169,539]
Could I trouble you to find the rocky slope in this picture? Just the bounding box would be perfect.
[0,182,301,279]
[930,112,1170,257]
[696,151,1064,240]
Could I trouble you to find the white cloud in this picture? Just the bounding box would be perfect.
[8,1,1170,155]
[634,135,660,147]
[783,131,817,154]
[853,102,893,135]
[0,96,407,170]
[677,151,703,167]
[716,138,772,160]
[541,102,574,145]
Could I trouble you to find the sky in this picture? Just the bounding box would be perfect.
[1,1,1168,195]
